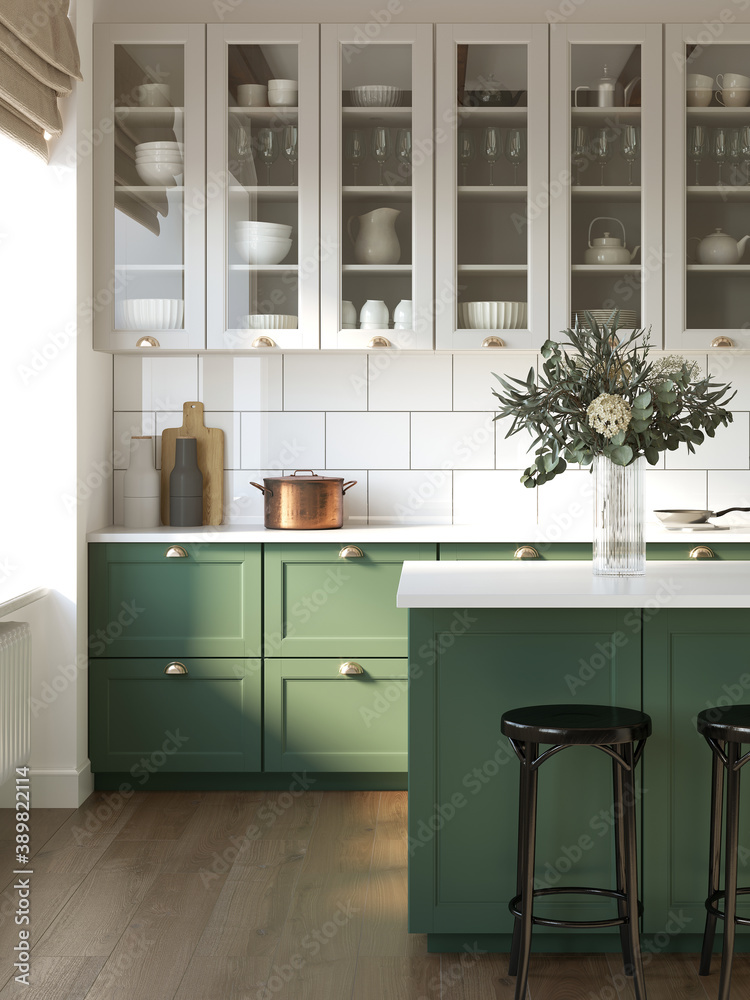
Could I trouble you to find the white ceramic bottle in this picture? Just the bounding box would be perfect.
[123,436,160,528]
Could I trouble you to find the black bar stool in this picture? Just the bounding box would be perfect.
[696,706,750,1000]
[501,703,652,1000]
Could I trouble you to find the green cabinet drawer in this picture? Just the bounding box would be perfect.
[89,657,261,773]
[265,657,408,772]
[89,543,261,657]
[264,542,436,657]
[439,543,592,560]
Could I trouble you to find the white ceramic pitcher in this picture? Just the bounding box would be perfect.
[347,207,401,265]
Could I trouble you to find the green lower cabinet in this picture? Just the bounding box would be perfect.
[89,658,261,773]
[408,608,642,946]
[265,657,408,772]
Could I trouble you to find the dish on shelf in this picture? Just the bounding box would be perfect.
[242,314,298,329]
[121,298,184,330]
[135,161,183,185]
[462,301,528,330]
[350,85,403,108]
[236,235,293,265]
[572,309,639,329]
[135,141,184,151]
[235,221,293,239]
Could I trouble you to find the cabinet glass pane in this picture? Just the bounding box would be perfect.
[113,44,186,333]
[456,44,528,333]
[569,44,642,332]
[683,43,750,330]
[225,44,300,338]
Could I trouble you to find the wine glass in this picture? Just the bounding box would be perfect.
[712,127,727,185]
[482,126,502,185]
[282,124,298,185]
[727,127,742,185]
[371,126,391,185]
[740,125,750,184]
[688,124,707,185]
[620,125,640,186]
[571,126,589,185]
[231,124,254,187]
[590,127,613,185]
[256,128,278,185]
[395,128,412,180]
[505,128,526,185]
[344,129,366,184]
[458,129,475,185]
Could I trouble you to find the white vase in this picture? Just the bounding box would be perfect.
[359,299,389,327]
[346,207,401,265]
[123,436,160,528]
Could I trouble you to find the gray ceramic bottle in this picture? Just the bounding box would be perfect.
[170,436,203,526]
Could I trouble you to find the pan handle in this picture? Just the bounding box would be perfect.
[249,482,272,496]
[713,506,750,518]
[342,480,358,493]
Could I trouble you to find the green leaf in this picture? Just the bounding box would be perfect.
[608,445,634,466]
[540,340,558,359]
[644,446,660,465]
[632,390,652,408]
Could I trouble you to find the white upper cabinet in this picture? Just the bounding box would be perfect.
[665,24,750,349]
[549,24,663,346]
[320,24,433,349]
[435,24,549,350]
[206,25,320,350]
[93,24,206,350]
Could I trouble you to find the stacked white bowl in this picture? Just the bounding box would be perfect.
[268,79,298,107]
[235,220,293,265]
[351,85,403,107]
[462,301,528,330]
[135,141,184,185]
[121,298,184,330]
[242,314,298,329]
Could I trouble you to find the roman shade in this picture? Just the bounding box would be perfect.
[0,0,81,160]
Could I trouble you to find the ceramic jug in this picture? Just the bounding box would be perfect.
[689,228,750,264]
[347,207,401,265]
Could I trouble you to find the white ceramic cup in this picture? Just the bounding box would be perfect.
[687,73,713,89]
[686,88,712,107]
[136,83,171,107]
[717,72,750,90]
[342,300,357,328]
[237,84,268,107]
[359,299,389,327]
[268,90,298,107]
[393,299,412,329]
[717,88,750,107]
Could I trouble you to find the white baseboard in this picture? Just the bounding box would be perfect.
[0,762,94,808]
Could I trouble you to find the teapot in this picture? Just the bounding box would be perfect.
[584,217,640,265]
[688,228,750,265]
[575,65,617,107]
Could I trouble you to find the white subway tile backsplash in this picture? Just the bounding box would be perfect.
[113,357,147,411]
[154,412,183,469]
[708,471,750,524]
[536,470,594,538]
[226,470,278,523]
[284,354,367,411]
[147,358,199,412]
[665,415,749,470]
[200,356,283,411]
[453,470,537,527]
[368,470,452,523]
[453,352,535,411]
[411,412,495,470]
[205,411,241,470]
[326,412,410,469]
[495,414,536,470]
[644,469,707,515]
[240,412,325,471]
[368,354,452,411]
[709,353,750,411]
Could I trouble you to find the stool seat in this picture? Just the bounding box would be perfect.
[697,706,750,742]
[501,703,652,746]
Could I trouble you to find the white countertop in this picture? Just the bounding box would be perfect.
[396,560,750,609]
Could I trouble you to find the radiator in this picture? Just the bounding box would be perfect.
[0,622,31,785]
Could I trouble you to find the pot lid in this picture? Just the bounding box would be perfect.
[591,232,625,247]
[262,469,346,483]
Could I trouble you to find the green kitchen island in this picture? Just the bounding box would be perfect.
[397,559,750,954]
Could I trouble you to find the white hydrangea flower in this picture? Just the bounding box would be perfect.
[587,393,632,439]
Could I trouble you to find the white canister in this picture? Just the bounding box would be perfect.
[342,300,357,329]
[237,84,268,107]
[359,299,389,328]
[393,299,412,330]
[123,436,161,528]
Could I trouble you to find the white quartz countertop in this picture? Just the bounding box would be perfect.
[397,560,750,609]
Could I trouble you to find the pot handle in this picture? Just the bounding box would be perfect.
[249,481,272,496]
[292,469,317,477]
[686,235,701,263]
[574,85,590,108]
[342,480,358,493]
[346,215,358,246]
[713,506,750,518]
[588,216,626,249]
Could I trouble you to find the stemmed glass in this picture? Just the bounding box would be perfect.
[344,129,366,184]
[505,128,526,185]
[688,124,707,185]
[256,128,278,185]
[482,126,502,185]
[371,126,391,185]
[395,128,412,180]
[712,127,728,185]
[620,125,640,186]
[458,129,475,185]
[740,126,750,185]
[282,125,298,185]
[571,126,589,185]
[232,124,254,187]
[727,127,742,185]
[590,127,613,185]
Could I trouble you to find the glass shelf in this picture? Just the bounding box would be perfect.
[571,185,642,200]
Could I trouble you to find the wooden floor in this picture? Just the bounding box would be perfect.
[1,790,749,998]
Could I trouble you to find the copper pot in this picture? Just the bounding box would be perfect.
[249,470,357,529]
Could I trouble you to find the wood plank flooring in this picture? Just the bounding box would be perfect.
[1,790,749,998]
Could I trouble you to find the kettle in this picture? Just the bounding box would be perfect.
[688,228,750,265]
[584,217,640,265]
[575,65,617,107]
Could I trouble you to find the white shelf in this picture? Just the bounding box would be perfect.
[571,106,641,126]
[687,185,750,201]
[686,264,750,272]
[457,264,527,276]
[456,106,528,126]
[228,264,298,271]
[227,106,298,121]
[116,185,184,193]
[687,106,750,125]
[572,264,641,273]
[115,106,184,128]
[458,185,527,200]
[341,264,412,273]
[342,107,412,128]
[571,185,642,201]
[114,264,184,271]
[342,185,412,200]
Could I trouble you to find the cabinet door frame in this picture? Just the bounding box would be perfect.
[93,23,206,351]
[206,23,320,350]
[435,24,549,350]
[549,23,663,345]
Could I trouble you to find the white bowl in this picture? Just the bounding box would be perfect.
[135,153,185,162]
[121,298,184,330]
[573,309,639,329]
[464,300,527,330]
[268,79,298,89]
[242,314,298,329]
[135,161,183,185]
[236,237,292,265]
[351,85,402,107]
[135,141,184,152]
[235,221,293,238]
[268,91,298,107]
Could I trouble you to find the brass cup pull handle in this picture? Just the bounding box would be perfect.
[482,336,505,348]
[711,337,734,348]
[690,546,715,559]
[339,661,364,676]
[249,482,272,496]
[164,661,188,675]
[514,545,539,560]
[165,545,188,558]
[339,545,364,559]
[252,336,276,348]
[368,336,391,348]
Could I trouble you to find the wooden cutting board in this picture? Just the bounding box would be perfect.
[161,402,224,525]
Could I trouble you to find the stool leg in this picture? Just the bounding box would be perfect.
[612,745,633,975]
[508,740,527,977]
[513,741,538,1000]
[700,739,726,976]
[718,740,741,1000]
[621,741,647,1000]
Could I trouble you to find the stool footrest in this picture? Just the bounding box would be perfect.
[706,887,750,925]
[510,887,643,931]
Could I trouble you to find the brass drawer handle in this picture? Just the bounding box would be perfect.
[136,336,160,348]
[690,546,715,559]
[339,662,364,676]
[711,337,734,348]
[482,336,505,348]
[164,661,188,675]
[514,545,539,560]
[165,545,188,558]
[252,336,276,348]
[339,545,364,559]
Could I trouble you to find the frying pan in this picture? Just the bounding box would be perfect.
[654,507,750,525]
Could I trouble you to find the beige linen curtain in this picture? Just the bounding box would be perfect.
[0,0,81,161]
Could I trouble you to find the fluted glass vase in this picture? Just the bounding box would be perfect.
[592,455,645,576]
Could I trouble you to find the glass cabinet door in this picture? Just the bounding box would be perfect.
[435,25,548,350]
[665,24,750,349]
[93,24,205,350]
[207,25,319,350]
[550,25,662,346]
[320,24,433,349]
